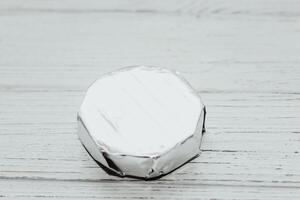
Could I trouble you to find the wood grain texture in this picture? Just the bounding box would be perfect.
[0,0,300,199]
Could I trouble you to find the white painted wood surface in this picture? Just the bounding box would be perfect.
[0,0,300,199]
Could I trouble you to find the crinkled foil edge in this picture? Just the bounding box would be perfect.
[77,106,206,180]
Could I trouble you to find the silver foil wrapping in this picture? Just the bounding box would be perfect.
[78,66,206,180]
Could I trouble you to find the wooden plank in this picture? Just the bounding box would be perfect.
[0,0,299,199]
[1,0,300,19]
[1,179,300,200]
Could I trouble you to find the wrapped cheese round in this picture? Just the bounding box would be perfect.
[78,66,206,180]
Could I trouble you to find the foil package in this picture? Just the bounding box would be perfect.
[78,66,206,180]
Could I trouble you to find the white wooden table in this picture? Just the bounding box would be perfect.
[1,0,300,199]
